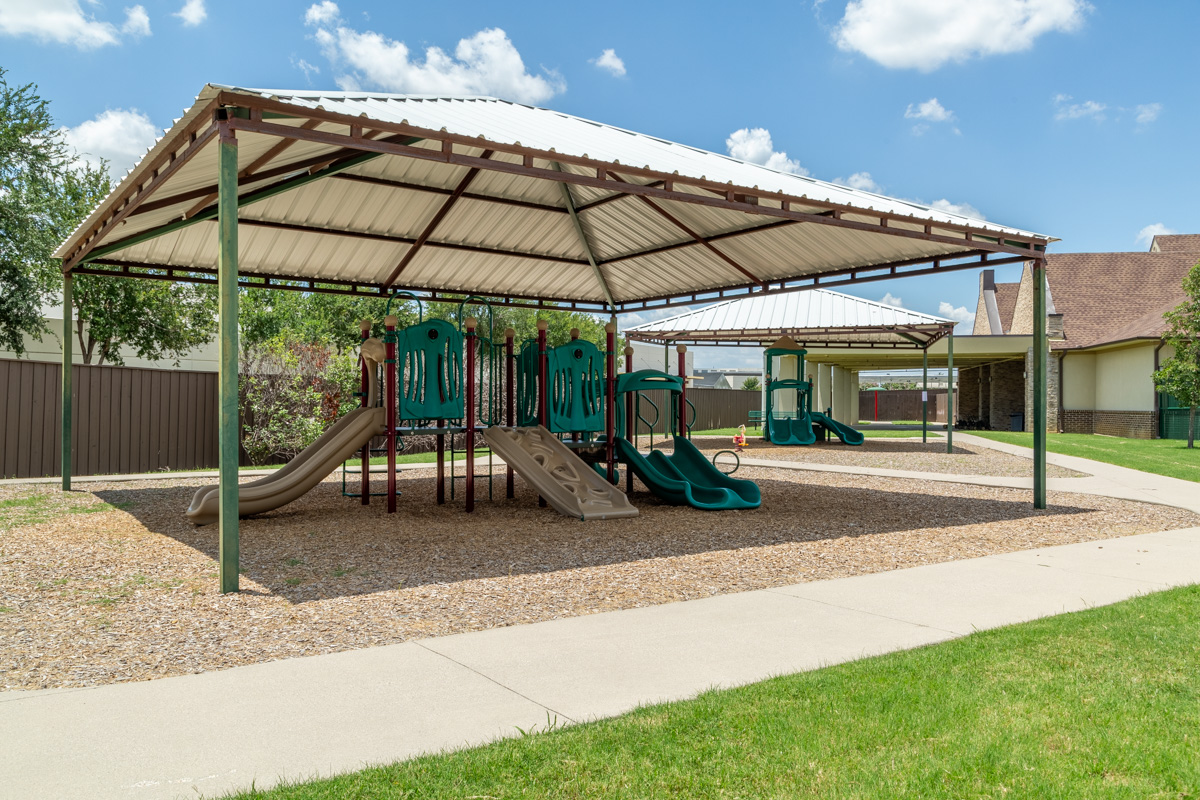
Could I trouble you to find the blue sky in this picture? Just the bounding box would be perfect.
[4,0,1197,368]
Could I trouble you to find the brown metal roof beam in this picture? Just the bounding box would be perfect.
[574,181,665,213]
[233,216,589,267]
[633,192,763,285]
[219,95,1048,251]
[382,150,494,287]
[601,219,797,265]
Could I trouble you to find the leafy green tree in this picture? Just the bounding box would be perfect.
[741,376,761,391]
[0,68,69,355]
[1154,260,1200,448]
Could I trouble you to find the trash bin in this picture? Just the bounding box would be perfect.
[1009,413,1024,432]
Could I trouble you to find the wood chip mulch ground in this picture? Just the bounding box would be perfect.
[2,464,1194,692]
[684,435,1084,477]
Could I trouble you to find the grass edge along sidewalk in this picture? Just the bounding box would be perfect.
[228,584,1200,800]
[971,431,1200,483]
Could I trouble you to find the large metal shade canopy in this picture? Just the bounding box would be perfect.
[52,85,1056,591]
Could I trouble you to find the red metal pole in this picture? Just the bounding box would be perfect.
[677,345,687,439]
[384,314,397,514]
[465,317,476,513]
[874,389,878,421]
[359,319,371,505]
[624,344,634,494]
[436,416,445,504]
[537,319,548,508]
[605,321,616,484]
[505,327,515,499]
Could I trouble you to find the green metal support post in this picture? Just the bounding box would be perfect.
[946,333,954,453]
[217,117,240,593]
[61,273,73,491]
[1033,259,1048,509]
[921,346,928,445]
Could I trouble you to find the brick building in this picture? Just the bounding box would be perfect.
[959,234,1199,438]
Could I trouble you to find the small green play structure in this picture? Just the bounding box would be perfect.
[764,341,864,446]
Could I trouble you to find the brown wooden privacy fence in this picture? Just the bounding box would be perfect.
[858,389,947,423]
[0,359,218,479]
[1,361,765,478]
[626,387,761,436]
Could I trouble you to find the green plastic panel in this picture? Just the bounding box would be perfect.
[397,320,464,420]
[547,339,606,433]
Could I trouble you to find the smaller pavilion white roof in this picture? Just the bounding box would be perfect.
[625,289,954,349]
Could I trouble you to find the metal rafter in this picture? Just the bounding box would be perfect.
[382,150,494,287]
[553,162,616,310]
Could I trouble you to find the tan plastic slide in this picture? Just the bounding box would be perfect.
[482,426,639,520]
[185,406,386,525]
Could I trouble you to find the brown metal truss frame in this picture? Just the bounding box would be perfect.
[61,94,1050,316]
[625,323,956,350]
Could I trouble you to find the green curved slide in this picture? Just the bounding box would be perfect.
[768,413,817,446]
[614,436,760,510]
[810,411,865,445]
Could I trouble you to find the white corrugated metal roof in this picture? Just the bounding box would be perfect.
[626,289,954,347]
[56,85,1052,311]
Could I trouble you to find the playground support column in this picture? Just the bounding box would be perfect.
[505,328,515,499]
[465,318,477,513]
[217,119,240,594]
[359,319,371,505]
[605,321,616,484]
[624,345,634,493]
[946,333,954,454]
[922,347,928,445]
[1033,259,1048,509]
[537,319,548,507]
[677,345,688,438]
[61,273,72,492]
[384,315,398,514]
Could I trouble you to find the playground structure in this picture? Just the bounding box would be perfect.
[764,339,865,447]
[188,296,759,524]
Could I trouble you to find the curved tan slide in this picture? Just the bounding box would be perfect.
[185,406,387,525]
[482,426,638,520]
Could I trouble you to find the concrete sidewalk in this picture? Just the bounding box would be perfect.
[3,527,1198,800]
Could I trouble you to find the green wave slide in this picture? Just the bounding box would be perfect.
[614,436,760,510]
[810,411,865,445]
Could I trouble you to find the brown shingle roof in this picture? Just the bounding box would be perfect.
[1151,234,1200,253]
[993,282,1019,334]
[1046,252,1197,350]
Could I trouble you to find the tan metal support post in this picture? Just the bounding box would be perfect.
[946,332,954,454]
[1033,259,1048,508]
[217,117,240,594]
[61,273,73,491]
[921,346,928,445]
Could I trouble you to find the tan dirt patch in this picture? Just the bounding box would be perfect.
[1,465,1192,691]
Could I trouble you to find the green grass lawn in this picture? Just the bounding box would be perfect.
[969,431,1200,482]
[229,585,1200,799]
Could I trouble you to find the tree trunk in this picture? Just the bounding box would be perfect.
[76,318,94,365]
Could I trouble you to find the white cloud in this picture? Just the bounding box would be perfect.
[294,58,321,81]
[1136,223,1176,248]
[304,1,339,26]
[591,48,626,77]
[307,15,564,104]
[725,128,808,175]
[880,292,905,308]
[174,0,206,26]
[1053,94,1105,121]
[836,171,883,192]
[939,301,976,334]
[931,198,984,219]
[62,108,160,176]
[834,0,1090,72]
[905,97,954,122]
[122,5,150,37]
[0,0,123,49]
[1134,102,1161,126]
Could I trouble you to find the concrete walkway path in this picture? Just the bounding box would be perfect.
[3,527,1198,800]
